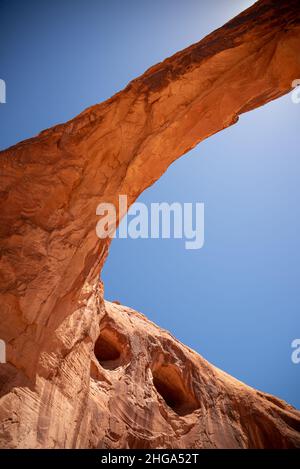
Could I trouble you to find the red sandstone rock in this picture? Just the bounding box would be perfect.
[0,0,300,448]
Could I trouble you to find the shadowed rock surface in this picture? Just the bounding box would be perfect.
[0,0,300,448]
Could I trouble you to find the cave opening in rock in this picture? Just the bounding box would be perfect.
[153,374,183,410]
[94,328,122,370]
[152,364,198,416]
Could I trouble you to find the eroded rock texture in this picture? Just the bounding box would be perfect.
[0,0,300,448]
[1,298,300,448]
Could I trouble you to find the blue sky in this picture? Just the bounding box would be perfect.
[1,0,299,408]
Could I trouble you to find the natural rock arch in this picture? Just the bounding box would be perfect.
[0,0,300,448]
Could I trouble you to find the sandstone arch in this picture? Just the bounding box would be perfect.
[0,0,300,448]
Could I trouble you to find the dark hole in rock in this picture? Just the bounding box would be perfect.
[152,364,199,416]
[94,329,122,370]
[153,375,182,409]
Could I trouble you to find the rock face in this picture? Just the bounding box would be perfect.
[0,0,300,448]
[1,298,300,449]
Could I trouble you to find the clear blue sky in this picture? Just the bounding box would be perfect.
[1,0,299,408]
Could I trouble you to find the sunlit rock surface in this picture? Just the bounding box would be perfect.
[1,0,300,448]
